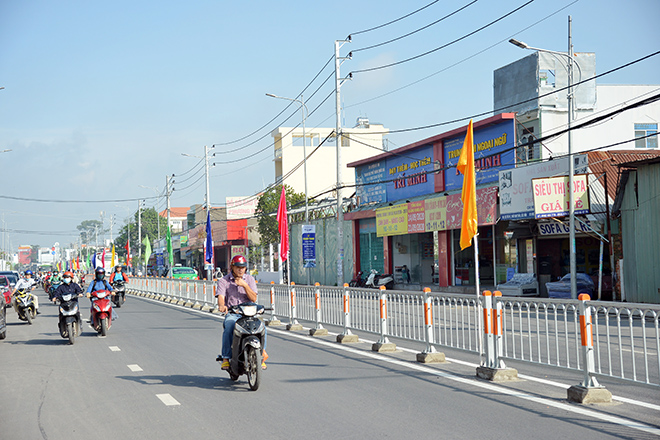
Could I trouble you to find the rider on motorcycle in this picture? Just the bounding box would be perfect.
[12,270,39,314]
[86,267,113,314]
[109,266,129,284]
[215,255,267,370]
[51,271,83,303]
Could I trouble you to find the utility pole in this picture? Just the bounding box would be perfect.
[166,174,174,270]
[567,16,577,300]
[335,38,351,286]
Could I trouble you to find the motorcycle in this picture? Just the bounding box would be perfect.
[225,303,268,391]
[111,280,125,308]
[56,293,82,344]
[349,271,366,287]
[89,289,113,336]
[14,289,37,324]
[48,280,62,300]
[365,269,395,290]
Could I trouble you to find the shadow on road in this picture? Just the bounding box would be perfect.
[6,338,64,346]
[116,374,252,391]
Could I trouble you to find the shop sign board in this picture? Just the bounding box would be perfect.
[376,204,408,237]
[407,201,425,233]
[538,219,597,235]
[231,245,246,259]
[226,196,259,220]
[385,145,435,201]
[445,186,498,229]
[355,160,387,205]
[532,174,590,219]
[499,154,588,220]
[424,196,447,232]
[444,120,515,191]
[302,225,316,268]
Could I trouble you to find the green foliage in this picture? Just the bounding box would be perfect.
[256,184,306,245]
[113,207,167,260]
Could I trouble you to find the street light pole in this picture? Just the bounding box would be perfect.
[509,15,578,299]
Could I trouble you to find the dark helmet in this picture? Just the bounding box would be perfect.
[25,270,33,276]
[95,267,106,279]
[231,255,247,267]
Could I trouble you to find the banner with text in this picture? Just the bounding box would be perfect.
[532,174,590,219]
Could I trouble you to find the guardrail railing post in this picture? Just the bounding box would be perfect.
[266,281,281,326]
[286,282,303,331]
[372,286,395,352]
[417,287,444,363]
[337,283,358,343]
[568,294,612,403]
[310,282,328,336]
[476,291,518,381]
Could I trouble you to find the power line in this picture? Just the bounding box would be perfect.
[351,0,536,74]
[351,0,479,53]
[349,0,441,37]
[0,194,160,204]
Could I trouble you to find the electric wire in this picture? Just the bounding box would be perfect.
[173,160,205,184]
[174,157,204,177]
[350,0,441,37]
[351,0,479,53]
[351,0,536,74]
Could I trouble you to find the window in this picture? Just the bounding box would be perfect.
[635,123,658,148]
[539,69,556,87]
[517,126,540,163]
[293,134,321,147]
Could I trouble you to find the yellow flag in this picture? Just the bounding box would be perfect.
[457,119,478,250]
[111,244,116,268]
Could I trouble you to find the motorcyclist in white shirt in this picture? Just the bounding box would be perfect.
[12,270,40,314]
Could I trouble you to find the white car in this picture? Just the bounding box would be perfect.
[496,273,539,297]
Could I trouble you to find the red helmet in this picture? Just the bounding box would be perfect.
[63,271,74,278]
[231,255,247,267]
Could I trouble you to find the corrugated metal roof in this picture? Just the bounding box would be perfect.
[587,150,660,201]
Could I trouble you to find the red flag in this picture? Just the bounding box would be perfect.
[276,186,289,262]
[76,256,80,270]
[125,238,131,267]
[457,119,478,250]
[101,247,106,268]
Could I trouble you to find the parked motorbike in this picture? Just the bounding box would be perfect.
[225,303,268,391]
[349,271,366,287]
[56,293,83,344]
[111,280,125,308]
[365,269,395,290]
[14,289,37,324]
[89,289,113,336]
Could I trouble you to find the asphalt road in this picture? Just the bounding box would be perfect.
[1,287,659,440]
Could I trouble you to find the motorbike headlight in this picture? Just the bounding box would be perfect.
[242,305,257,317]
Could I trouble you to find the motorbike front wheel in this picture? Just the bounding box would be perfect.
[115,295,124,308]
[100,317,108,336]
[67,322,75,344]
[245,345,262,391]
[25,309,32,325]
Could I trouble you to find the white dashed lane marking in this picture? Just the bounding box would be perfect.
[156,393,180,406]
[109,346,121,351]
[127,364,143,372]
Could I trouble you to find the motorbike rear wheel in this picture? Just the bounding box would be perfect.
[115,295,123,308]
[245,345,262,391]
[67,322,75,345]
[100,317,108,336]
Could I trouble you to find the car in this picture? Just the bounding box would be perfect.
[0,271,19,290]
[166,266,198,280]
[545,273,595,299]
[496,273,539,297]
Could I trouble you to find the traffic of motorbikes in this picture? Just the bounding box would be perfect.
[2,266,269,391]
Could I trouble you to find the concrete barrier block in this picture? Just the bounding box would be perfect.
[336,333,359,344]
[476,366,518,382]
[200,304,212,312]
[286,323,304,331]
[416,352,446,363]
[266,319,282,326]
[184,301,194,308]
[309,328,328,336]
[192,303,202,310]
[372,342,396,352]
[567,385,612,404]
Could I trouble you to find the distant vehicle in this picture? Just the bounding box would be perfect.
[545,273,595,299]
[166,266,198,280]
[0,272,19,289]
[496,273,539,297]
[0,292,6,340]
[0,275,12,305]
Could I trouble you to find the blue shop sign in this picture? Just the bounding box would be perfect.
[385,144,434,201]
[356,160,387,204]
[444,120,515,191]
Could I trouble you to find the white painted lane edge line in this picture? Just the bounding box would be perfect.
[132,293,660,414]
[156,393,180,406]
[109,346,121,351]
[127,364,143,372]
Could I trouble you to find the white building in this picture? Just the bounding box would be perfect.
[494,51,659,162]
[271,118,389,198]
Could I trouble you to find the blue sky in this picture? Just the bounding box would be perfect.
[0,0,658,248]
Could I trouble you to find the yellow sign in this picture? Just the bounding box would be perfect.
[376,204,408,237]
[424,196,447,231]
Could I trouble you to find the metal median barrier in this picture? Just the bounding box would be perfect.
[127,277,660,389]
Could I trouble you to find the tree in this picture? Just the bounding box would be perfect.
[76,220,104,246]
[256,184,306,245]
[113,207,167,262]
